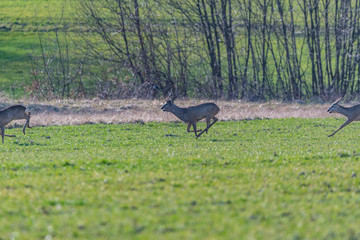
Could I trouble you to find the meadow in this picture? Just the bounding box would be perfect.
[2,118,360,239]
[0,0,72,97]
[2,1,360,238]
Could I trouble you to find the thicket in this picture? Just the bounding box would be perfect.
[31,0,360,100]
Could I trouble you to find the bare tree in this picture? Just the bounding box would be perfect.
[63,0,360,100]
[30,11,88,99]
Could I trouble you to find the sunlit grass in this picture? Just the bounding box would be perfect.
[0,32,40,97]
[1,119,360,238]
[0,0,72,28]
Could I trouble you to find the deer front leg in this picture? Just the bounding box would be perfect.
[187,123,192,133]
[23,119,30,135]
[26,112,31,128]
[187,123,201,133]
[23,123,27,135]
[192,123,199,138]
[23,112,31,135]
[1,126,4,144]
[328,119,352,137]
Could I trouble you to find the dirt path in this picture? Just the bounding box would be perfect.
[2,99,337,126]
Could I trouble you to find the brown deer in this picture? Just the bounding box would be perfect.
[327,97,360,137]
[161,98,220,138]
[0,105,31,143]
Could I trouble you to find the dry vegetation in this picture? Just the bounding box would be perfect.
[0,98,338,127]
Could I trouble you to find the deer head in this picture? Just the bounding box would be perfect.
[327,97,342,113]
[161,96,176,112]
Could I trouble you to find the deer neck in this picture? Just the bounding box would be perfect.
[170,104,188,122]
[335,105,352,118]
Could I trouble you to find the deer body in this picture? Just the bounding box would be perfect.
[327,98,360,137]
[161,100,219,138]
[0,105,31,143]
[329,105,360,121]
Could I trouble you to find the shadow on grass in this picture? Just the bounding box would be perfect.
[165,134,180,137]
[13,141,47,146]
[210,139,235,142]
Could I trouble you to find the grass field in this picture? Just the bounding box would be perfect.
[0,0,72,97]
[0,32,39,96]
[0,0,71,28]
[2,1,360,238]
[1,118,360,239]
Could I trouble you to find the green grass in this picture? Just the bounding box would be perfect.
[0,0,72,97]
[0,0,71,29]
[0,32,40,97]
[1,118,360,239]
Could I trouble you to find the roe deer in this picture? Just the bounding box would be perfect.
[0,105,31,143]
[327,97,360,137]
[161,98,220,138]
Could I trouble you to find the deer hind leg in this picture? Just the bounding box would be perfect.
[0,126,16,143]
[208,116,218,133]
[205,117,210,134]
[197,116,218,138]
[206,116,218,133]
[328,119,352,137]
[196,127,206,138]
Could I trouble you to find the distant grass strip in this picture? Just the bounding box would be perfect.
[0,0,72,31]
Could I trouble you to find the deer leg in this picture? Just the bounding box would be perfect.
[22,113,31,135]
[205,117,210,134]
[192,123,199,137]
[23,123,27,135]
[26,112,31,128]
[207,117,218,131]
[187,123,201,133]
[198,117,218,137]
[196,129,206,138]
[207,116,218,132]
[23,120,28,135]
[197,123,209,138]
[0,127,14,142]
[1,126,4,144]
[328,119,352,137]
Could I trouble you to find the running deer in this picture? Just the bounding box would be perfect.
[161,98,220,138]
[0,105,31,143]
[327,97,360,137]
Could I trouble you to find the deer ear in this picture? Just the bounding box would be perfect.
[165,92,174,103]
[334,97,342,104]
